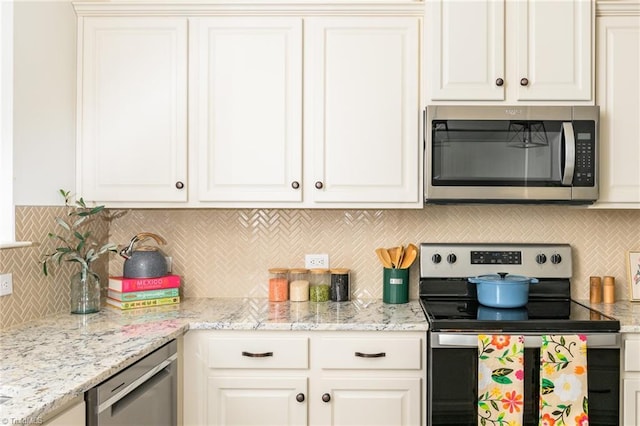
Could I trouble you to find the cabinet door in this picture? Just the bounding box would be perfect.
[313,377,421,426]
[79,17,188,202]
[305,17,421,204]
[596,17,640,205]
[514,0,592,101]
[427,0,505,101]
[208,376,307,426]
[191,18,303,202]
[43,400,85,426]
[624,379,640,426]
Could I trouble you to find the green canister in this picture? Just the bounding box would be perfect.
[383,268,409,304]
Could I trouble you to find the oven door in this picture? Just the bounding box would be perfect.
[427,332,620,426]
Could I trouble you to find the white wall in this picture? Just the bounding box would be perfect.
[13,1,76,206]
[1,0,15,242]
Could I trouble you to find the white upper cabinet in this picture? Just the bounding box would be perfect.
[593,7,640,207]
[190,18,303,203]
[74,3,423,208]
[427,0,505,101]
[78,17,188,203]
[427,0,593,103]
[304,17,421,205]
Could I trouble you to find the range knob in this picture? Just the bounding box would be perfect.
[551,254,562,264]
[536,254,547,264]
[432,253,442,264]
[447,253,457,264]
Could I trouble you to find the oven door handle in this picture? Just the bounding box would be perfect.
[435,333,619,348]
[561,122,576,186]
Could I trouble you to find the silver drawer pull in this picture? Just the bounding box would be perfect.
[242,351,274,358]
[355,351,386,358]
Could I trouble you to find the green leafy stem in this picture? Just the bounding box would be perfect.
[542,336,578,371]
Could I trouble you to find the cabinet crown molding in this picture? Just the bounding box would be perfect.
[72,0,424,16]
[597,0,640,16]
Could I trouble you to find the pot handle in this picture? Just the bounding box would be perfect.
[530,278,540,284]
[120,232,167,259]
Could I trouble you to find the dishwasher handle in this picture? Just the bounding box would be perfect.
[98,353,177,413]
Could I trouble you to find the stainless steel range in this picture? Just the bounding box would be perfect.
[418,243,620,425]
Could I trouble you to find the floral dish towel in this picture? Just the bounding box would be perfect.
[540,335,589,426]
[478,334,525,426]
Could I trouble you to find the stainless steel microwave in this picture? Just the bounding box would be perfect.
[424,106,599,204]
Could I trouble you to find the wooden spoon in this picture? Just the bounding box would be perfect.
[388,246,401,268]
[400,243,418,269]
[396,245,405,269]
[375,248,393,269]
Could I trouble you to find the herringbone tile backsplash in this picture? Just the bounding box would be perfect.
[1,205,639,329]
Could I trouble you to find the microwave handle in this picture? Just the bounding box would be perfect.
[561,122,576,185]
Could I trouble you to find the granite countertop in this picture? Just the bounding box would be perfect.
[576,299,640,333]
[0,298,428,424]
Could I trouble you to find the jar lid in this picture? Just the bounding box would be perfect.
[309,268,329,274]
[330,268,350,274]
[268,268,289,274]
[289,268,309,274]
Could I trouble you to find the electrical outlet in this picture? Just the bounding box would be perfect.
[0,273,13,296]
[305,254,329,269]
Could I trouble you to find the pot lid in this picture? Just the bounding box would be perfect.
[470,272,536,284]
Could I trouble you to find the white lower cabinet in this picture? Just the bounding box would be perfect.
[313,377,420,426]
[623,334,640,426]
[208,376,308,425]
[42,398,85,426]
[183,330,425,426]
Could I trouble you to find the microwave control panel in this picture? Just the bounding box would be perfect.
[572,121,596,187]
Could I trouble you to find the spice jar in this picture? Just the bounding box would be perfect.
[268,268,289,302]
[309,268,330,302]
[289,268,310,302]
[330,268,350,302]
[603,276,615,304]
[589,276,602,303]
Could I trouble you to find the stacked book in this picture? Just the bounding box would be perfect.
[106,274,181,310]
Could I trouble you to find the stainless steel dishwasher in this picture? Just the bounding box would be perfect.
[86,339,178,426]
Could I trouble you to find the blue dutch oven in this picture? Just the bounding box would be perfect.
[468,272,539,308]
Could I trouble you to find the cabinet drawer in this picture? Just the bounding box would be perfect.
[208,337,309,369]
[319,336,422,370]
[625,339,640,371]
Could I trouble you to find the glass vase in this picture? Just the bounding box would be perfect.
[70,269,101,314]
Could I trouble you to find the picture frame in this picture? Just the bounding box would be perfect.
[627,250,640,301]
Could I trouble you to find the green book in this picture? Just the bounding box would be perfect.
[107,288,179,301]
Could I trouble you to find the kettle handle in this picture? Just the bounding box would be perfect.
[120,232,167,259]
[133,232,167,246]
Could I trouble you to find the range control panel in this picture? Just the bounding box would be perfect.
[471,250,522,265]
[419,243,572,279]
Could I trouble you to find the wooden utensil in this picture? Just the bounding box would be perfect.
[400,243,418,269]
[396,245,405,269]
[388,246,401,268]
[375,248,393,268]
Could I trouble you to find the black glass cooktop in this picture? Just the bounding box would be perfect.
[419,298,620,333]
